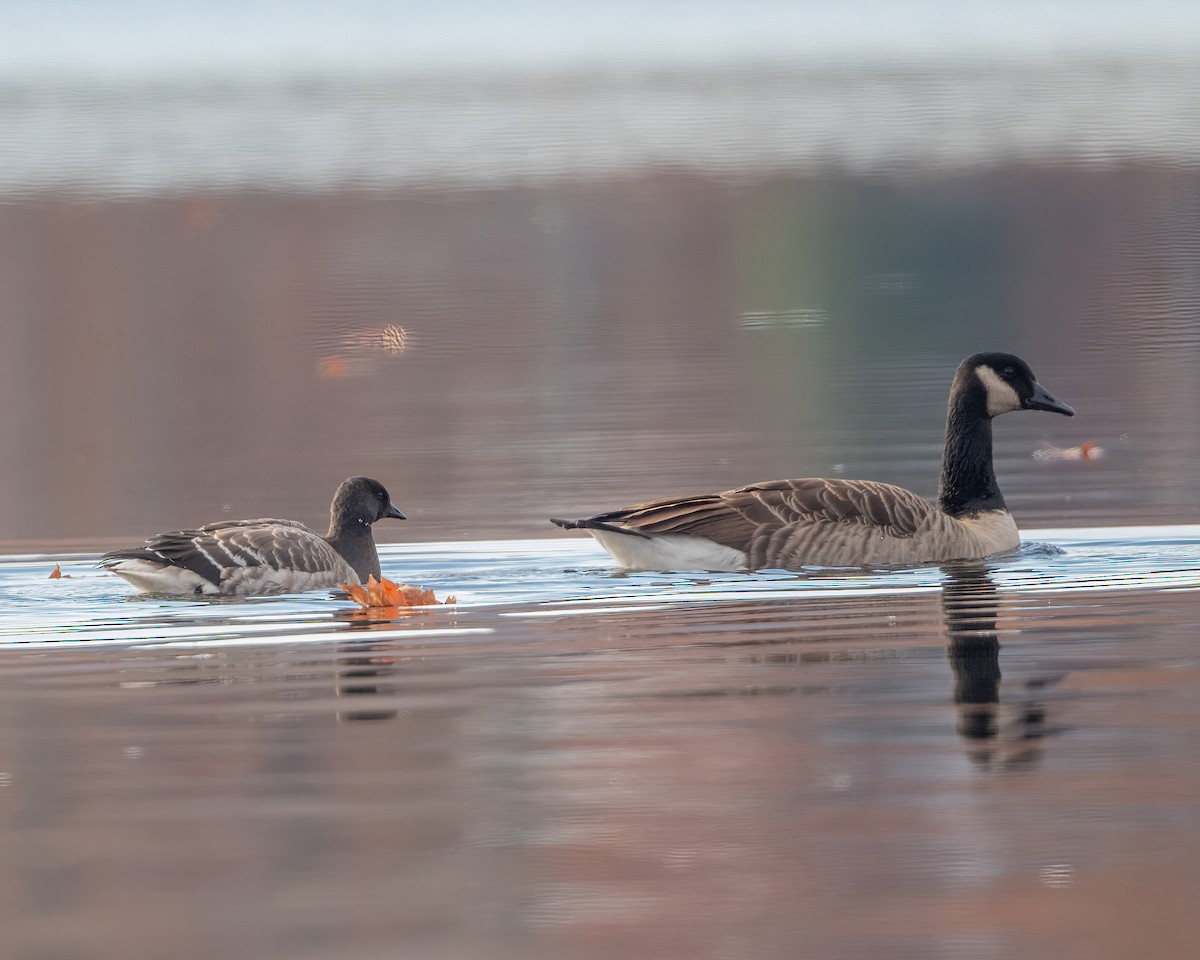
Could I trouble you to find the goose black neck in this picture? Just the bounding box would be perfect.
[937,394,1006,518]
[326,519,382,581]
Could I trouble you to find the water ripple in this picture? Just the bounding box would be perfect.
[2,524,1198,649]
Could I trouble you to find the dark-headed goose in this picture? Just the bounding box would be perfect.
[551,353,1074,570]
[101,476,406,596]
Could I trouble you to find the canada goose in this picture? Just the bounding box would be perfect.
[550,353,1074,570]
[101,476,406,596]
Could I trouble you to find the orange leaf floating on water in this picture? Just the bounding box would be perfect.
[49,563,64,579]
[1033,441,1104,462]
[341,575,448,608]
[317,354,349,380]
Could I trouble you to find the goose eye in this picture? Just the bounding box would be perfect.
[1002,366,1016,379]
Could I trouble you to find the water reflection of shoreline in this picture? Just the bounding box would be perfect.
[942,563,1058,769]
[6,57,1200,195]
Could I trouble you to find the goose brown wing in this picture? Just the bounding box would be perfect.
[594,478,935,547]
[139,518,351,585]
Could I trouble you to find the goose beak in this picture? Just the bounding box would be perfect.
[384,503,407,520]
[1025,382,1075,417]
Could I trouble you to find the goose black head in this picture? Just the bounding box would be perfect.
[959,352,1075,420]
[331,476,407,528]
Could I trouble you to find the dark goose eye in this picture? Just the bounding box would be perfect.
[1002,366,1016,379]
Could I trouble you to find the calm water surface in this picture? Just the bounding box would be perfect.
[3,531,1200,959]
[4,2,1200,957]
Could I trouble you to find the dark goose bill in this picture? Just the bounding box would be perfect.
[1024,382,1075,417]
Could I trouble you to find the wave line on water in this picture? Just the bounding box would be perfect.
[1,523,1198,647]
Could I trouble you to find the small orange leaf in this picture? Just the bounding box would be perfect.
[1033,441,1105,462]
[49,563,63,579]
[342,582,370,606]
[318,354,349,380]
[444,595,457,605]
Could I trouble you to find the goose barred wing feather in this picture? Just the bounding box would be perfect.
[594,478,940,568]
[740,478,931,536]
[123,518,357,593]
[597,479,932,537]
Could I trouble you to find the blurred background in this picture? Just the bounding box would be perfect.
[5,8,1200,960]
[2,0,1199,548]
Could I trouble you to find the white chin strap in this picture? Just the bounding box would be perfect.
[976,365,1021,417]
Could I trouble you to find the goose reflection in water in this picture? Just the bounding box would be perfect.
[332,615,407,722]
[334,640,402,723]
[941,563,1060,769]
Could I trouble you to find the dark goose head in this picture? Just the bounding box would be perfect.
[326,476,406,582]
[938,353,1074,518]
[329,476,406,534]
[957,352,1075,420]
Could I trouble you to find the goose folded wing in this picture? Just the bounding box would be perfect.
[145,518,347,580]
[596,478,933,547]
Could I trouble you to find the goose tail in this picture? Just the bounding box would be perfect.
[549,517,651,540]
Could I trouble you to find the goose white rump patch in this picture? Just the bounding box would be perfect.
[103,557,352,596]
[102,559,218,595]
[589,529,747,572]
